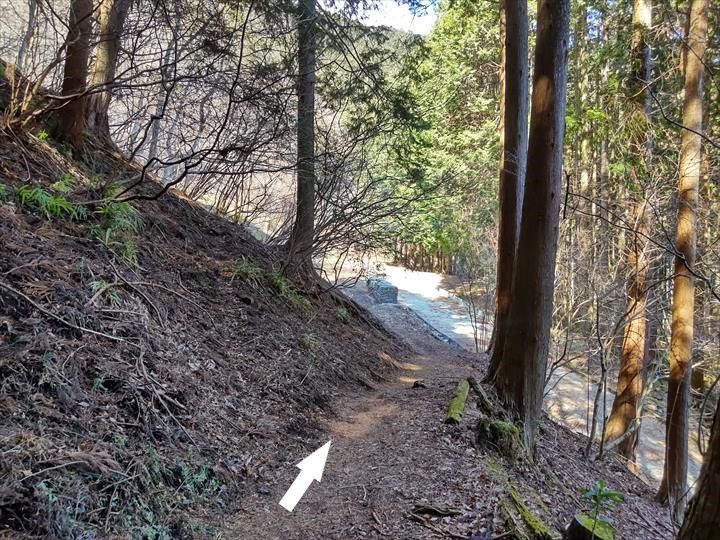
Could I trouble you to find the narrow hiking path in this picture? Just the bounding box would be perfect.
[226,308,485,539]
[226,280,674,540]
[355,264,703,488]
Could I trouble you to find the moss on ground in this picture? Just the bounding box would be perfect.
[445,378,470,424]
[476,418,522,461]
[485,460,557,540]
[507,484,555,540]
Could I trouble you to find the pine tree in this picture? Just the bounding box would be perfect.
[604,0,654,461]
[288,0,317,270]
[493,0,570,455]
[657,0,708,522]
[486,0,528,382]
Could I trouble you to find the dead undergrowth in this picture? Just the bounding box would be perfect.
[0,131,402,537]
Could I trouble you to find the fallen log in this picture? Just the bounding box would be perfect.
[445,378,470,424]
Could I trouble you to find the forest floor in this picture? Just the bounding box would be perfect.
[227,282,675,539]
[351,264,704,488]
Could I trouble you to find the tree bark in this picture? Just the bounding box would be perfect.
[604,0,653,461]
[86,0,131,143]
[56,0,93,152]
[657,0,708,523]
[677,400,720,538]
[486,0,528,380]
[492,0,569,456]
[287,0,317,269]
[604,201,651,457]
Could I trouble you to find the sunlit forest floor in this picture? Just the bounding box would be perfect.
[341,263,703,488]
[230,279,674,539]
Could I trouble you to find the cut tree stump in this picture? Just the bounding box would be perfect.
[565,513,615,540]
[445,378,470,424]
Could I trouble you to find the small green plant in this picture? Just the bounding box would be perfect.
[178,461,219,497]
[0,183,7,203]
[88,225,140,267]
[86,187,142,267]
[116,239,139,267]
[51,173,75,195]
[334,306,350,323]
[36,480,58,505]
[37,129,49,141]
[190,520,209,535]
[233,257,263,285]
[17,185,86,221]
[90,279,121,306]
[111,433,127,450]
[97,186,142,233]
[267,271,311,310]
[89,173,103,188]
[300,333,321,355]
[142,524,170,540]
[580,480,624,539]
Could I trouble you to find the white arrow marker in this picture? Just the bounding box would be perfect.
[279,440,331,512]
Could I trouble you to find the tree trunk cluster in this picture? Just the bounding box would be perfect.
[393,240,458,275]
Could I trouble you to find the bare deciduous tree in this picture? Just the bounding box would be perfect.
[86,0,131,143]
[55,0,93,151]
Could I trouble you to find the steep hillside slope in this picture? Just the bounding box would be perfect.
[0,132,401,537]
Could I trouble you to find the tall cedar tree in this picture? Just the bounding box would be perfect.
[492,0,569,454]
[604,0,653,460]
[288,0,317,269]
[56,0,93,151]
[657,0,708,522]
[485,0,529,381]
[86,0,132,143]
[678,400,720,537]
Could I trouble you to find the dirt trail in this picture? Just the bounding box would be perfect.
[226,283,674,540]
[363,265,702,487]
[226,308,484,539]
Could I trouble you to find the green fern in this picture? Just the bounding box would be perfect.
[267,271,311,310]
[97,199,142,233]
[115,239,139,267]
[17,185,86,221]
[83,185,143,267]
[97,186,142,233]
[88,225,139,267]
